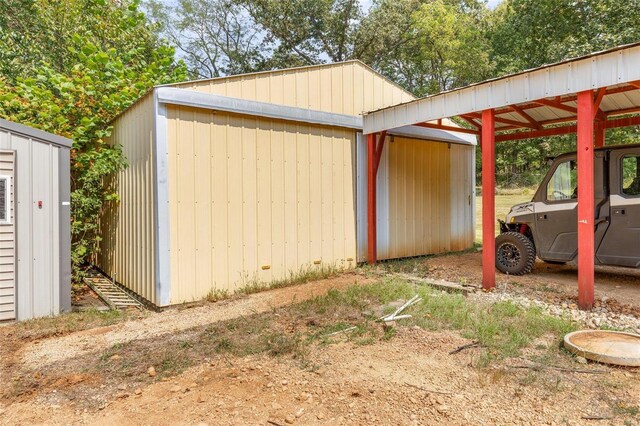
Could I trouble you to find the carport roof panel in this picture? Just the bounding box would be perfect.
[363,42,640,134]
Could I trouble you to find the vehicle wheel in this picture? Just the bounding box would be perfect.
[495,232,536,275]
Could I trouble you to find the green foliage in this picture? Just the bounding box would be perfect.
[0,0,187,283]
[486,0,640,187]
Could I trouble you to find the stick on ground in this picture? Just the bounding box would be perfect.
[449,341,481,355]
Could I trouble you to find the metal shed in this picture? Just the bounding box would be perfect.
[98,61,476,307]
[0,119,71,321]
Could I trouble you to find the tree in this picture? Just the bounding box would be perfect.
[486,0,640,187]
[490,0,640,74]
[0,0,187,282]
[146,0,273,79]
[378,0,492,96]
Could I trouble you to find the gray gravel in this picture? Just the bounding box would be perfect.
[476,291,640,335]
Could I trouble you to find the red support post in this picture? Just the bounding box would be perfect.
[481,109,496,290]
[367,133,377,265]
[577,91,595,310]
[595,122,605,148]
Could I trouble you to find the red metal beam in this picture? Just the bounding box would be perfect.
[374,131,387,174]
[415,122,480,135]
[628,80,640,90]
[481,109,496,291]
[495,124,577,142]
[509,104,542,129]
[605,106,640,118]
[458,115,481,130]
[367,133,377,265]
[605,115,640,128]
[577,90,595,310]
[593,88,607,122]
[595,122,605,148]
[495,114,640,142]
[494,84,639,116]
[534,98,578,114]
[466,112,538,130]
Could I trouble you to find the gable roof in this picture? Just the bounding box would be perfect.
[163,60,415,101]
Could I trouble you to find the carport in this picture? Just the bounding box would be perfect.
[363,43,640,310]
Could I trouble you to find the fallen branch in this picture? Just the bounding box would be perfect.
[267,421,283,426]
[449,341,482,355]
[404,382,452,395]
[581,415,613,421]
[508,364,608,374]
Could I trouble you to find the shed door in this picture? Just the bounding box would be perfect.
[0,151,15,321]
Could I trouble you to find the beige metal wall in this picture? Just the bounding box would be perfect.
[166,105,357,303]
[0,151,14,320]
[356,136,475,261]
[97,93,157,304]
[172,61,414,116]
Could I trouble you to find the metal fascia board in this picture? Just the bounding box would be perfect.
[58,147,72,313]
[364,44,640,134]
[152,89,172,306]
[156,87,364,130]
[387,125,477,146]
[0,118,73,148]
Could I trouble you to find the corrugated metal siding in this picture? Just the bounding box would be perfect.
[166,105,357,303]
[97,94,157,304]
[0,151,15,320]
[356,136,475,261]
[0,131,63,320]
[172,62,415,116]
[449,144,475,250]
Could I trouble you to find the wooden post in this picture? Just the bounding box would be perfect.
[577,90,595,310]
[481,109,496,290]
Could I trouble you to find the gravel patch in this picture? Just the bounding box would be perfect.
[477,291,640,334]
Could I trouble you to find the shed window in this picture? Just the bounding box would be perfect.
[0,176,10,223]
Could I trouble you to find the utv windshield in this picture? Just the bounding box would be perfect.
[547,160,577,201]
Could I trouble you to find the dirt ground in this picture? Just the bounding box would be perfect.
[1,270,639,426]
[424,251,640,314]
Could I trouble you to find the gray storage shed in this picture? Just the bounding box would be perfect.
[0,119,71,321]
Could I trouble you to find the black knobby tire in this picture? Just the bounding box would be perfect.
[495,232,536,275]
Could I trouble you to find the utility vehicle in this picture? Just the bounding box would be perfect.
[496,144,640,275]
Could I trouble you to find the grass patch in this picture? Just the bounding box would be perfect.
[236,263,343,295]
[476,193,533,243]
[294,278,577,365]
[6,308,133,342]
[13,277,577,402]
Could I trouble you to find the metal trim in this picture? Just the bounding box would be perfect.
[387,125,477,146]
[157,88,472,145]
[364,43,640,134]
[153,89,172,306]
[0,118,73,148]
[156,87,364,130]
[58,147,72,313]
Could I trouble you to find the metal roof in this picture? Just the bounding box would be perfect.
[0,118,73,148]
[363,42,640,136]
[156,87,475,145]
